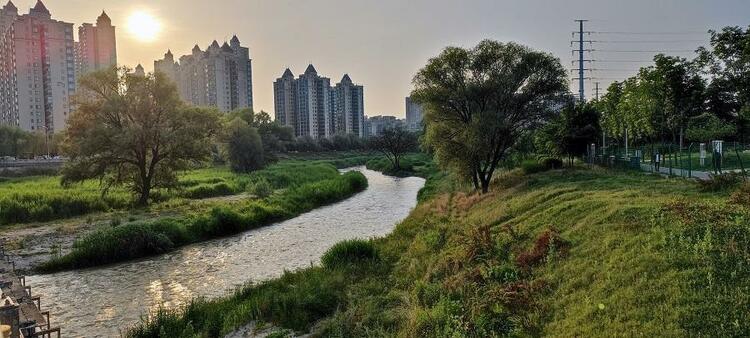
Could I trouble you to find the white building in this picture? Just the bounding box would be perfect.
[75,11,116,77]
[154,36,253,112]
[273,65,365,139]
[405,96,423,131]
[0,0,76,132]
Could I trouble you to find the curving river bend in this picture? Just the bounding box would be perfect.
[26,167,425,337]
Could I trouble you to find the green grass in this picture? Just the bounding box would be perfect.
[0,161,341,226]
[126,166,750,337]
[38,171,368,272]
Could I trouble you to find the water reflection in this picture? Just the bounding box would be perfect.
[26,168,425,337]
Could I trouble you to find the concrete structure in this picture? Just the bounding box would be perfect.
[0,244,60,338]
[332,74,364,137]
[75,11,116,77]
[364,115,404,138]
[405,96,423,131]
[0,0,76,132]
[154,36,253,112]
[274,65,364,139]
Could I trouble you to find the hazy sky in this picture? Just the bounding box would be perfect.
[14,0,750,117]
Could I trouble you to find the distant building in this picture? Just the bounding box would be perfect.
[154,35,253,112]
[405,96,423,131]
[75,11,116,77]
[273,65,365,139]
[0,0,76,132]
[332,74,365,137]
[133,64,145,77]
[364,115,404,138]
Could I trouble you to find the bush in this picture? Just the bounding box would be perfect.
[250,179,273,198]
[540,158,563,170]
[697,173,745,192]
[321,239,379,269]
[520,160,546,174]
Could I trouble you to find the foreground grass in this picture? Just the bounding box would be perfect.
[38,170,367,272]
[127,166,750,337]
[0,161,342,226]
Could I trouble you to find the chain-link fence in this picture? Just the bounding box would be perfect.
[586,141,750,179]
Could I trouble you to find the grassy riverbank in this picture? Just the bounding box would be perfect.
[38,170,367,272]
[0,161,344,226]
[127,165,750,337]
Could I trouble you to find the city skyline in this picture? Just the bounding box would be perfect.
[4,0,750,118]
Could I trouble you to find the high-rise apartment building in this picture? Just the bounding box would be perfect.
[154,36,253,112]
[273,65,364,139]
[405,96,423,131]
[0,0,76,132]
[75,11,116,77]
[332,74,364,137]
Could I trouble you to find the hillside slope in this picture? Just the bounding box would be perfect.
[128,167,750,337]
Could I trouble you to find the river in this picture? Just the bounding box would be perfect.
[26,167,425,337]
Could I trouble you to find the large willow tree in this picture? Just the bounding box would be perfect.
[412,40,568,193]
[62,67,221,205]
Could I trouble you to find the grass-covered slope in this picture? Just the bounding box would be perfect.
[127,168,750,337]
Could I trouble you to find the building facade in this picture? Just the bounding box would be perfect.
[0,0,76,132]
[273,65,364,139]
[75,11,116,77]
[154,36,253,112]
[405,96,423,131]
[332,74,364,137]
[364,115,404,138]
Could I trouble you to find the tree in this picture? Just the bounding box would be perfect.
[651,54,705,146]
[0,126,28,158]
[697,26,750,142]
[62,67,222,205]
[227,117,264,173]
[412,40,568,193]
[536,102,600,165]
[369,126,418,171]
[227,109,293,164]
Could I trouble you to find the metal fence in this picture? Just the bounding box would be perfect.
[586,141,750,179]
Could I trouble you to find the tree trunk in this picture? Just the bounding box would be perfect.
[480,175,490,194]
[472,170,480,191]
[138,188,150,206]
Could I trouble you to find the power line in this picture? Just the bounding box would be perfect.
[590,31,707,35]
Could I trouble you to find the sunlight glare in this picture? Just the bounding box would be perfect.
[126,10,161,43]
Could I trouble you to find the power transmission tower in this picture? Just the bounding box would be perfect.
[595,82,601,100]
[572,20,593,102]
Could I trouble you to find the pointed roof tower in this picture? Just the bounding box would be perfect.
[209,40,220,50]
[230,35,240,45]
[29,0,50,18]
[192,44,202,55]
[282,68,294,78]
[134,64,145,76]
[304,64,317,75]
[97,10,112,26]
[221,42,232,52]
[3,1,18,13]
[341,74,352,83]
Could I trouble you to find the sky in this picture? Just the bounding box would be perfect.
[13,0,750,118]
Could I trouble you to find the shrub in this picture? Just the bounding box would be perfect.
[697,173,745,192]
[182,182,235,199]
[520,160,546,175]
[515,228,568,271]
[250,179,273,198]
[730,182,750,205]
[321,239,379,269]
[540,158,563,170]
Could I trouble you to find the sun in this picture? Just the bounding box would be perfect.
[126,10,161,42]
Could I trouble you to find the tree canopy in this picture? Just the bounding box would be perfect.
[62,67,222,205]
[412,40,568,193]
[369,126,418,171]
